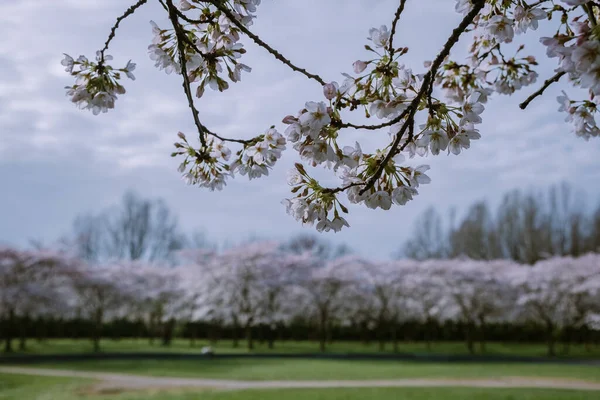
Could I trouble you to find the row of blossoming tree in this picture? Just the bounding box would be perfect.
[1,243,599,355]
[61,0,600,233]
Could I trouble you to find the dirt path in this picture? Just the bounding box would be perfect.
[1,366,599,392]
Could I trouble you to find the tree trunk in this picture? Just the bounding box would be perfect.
[18,335,26,352]
[425,318,433,351]
[319,311,327,352]
[245,322,254,350]
[148,314,156,345]
[547,323,557,357]
[232,318,239,348]
[258,325,265,346]
[478,320,486,354]
[92,308,103,353]
[465,321,475,355]
[319,335,326,352]
[360,322,368,346]
[391,324,398,353]
[161,318,175,346]
[4,336,12,353]
[189,324,196,348]
[548,336,556,357]
[4,309,15,353]
[268,326,275,349]
[18,315,28,351]
[209,324,219,347]
[561,330,571,355]
[36,317,46,343]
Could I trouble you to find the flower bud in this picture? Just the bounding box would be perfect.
[282,115,298,124]
[353,60,368,74]
[323,82,338,100]
[179,0,192,11]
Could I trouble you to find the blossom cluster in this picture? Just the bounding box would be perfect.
[540,14,600,139]
[280,19,490,231]
[148,0,258,97]
[173,128,286,190]
[454,0,600,140]
[231,128,287,180]
[62,52,136,115]
[282,163,350,233]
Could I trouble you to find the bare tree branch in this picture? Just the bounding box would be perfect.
[387,0,408,60]
[167,0,210,147]
[166,0,255,146]
[519,71,566,110]
[99,0,148,63]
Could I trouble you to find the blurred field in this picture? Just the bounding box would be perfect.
[10,358,600,382]
[4,338,600,358]
[0,373,598,400]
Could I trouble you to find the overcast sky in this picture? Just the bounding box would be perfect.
[1,0,599,259]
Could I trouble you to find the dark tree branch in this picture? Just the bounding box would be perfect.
[583,3,597,27]
[357,1,486,195]
[519,71,566,110]
[166,0,252,146]
[208,0,327,86]
[99,0,148,63]
[167,0,209,147]
[322,182,363,195]
[174,7,216,25]
[387,0,408,59]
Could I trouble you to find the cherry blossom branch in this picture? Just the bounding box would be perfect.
[341,2,485,132]
[167,0,253,146]
[519,71,566,110]
[357,1,486,195]
[167,0,209,147]
[99,0,148,63]
[207,0,327,86]
[387,0,408,59]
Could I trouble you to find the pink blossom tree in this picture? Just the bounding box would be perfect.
[0,248,76,353]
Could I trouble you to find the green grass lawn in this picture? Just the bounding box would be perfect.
[5,338,600,358]
[0,373,598,400]
[24,358,600,382]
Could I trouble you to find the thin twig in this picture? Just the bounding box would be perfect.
[167,0,208,147]
[322,182,363,195]
[519,71,566,110]
[174,7,216,25]
[99,0,148,62]
[387,0,408,60]
[208,0,327,86]
[357,1,486,195]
